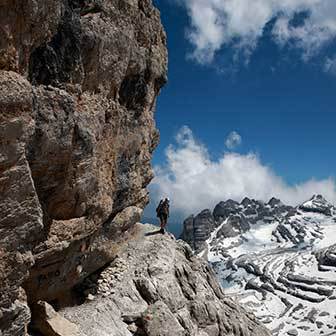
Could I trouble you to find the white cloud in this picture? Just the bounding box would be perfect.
[181,0,336,64]
[151,126,336,216]
[324,55,336,75]
[225,131,242,149]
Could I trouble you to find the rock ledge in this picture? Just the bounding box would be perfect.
[59,224,271,336]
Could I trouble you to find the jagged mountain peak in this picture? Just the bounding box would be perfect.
[181,195,336,255]
[225,198,240,206]
[303,194,330,205]
[198,208,213,217]
[267,197,283,207]
[241,197,253,206]
[181,195,336,336]
[181,197,294,252]
[299,194,334,216]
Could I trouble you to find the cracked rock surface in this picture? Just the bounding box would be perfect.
[0,0,167,334]
[61,224,271,336]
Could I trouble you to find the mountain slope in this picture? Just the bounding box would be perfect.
[182,195,336,336]
[58,224,271,336]
[0,0,167,334]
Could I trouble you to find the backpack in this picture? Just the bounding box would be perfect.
[156,200,163,216]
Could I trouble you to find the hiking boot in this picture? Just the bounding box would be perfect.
[159,228,165,234]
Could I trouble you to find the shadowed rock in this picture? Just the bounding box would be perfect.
[0,0,167,333]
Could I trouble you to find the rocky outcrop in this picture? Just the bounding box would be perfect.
[316,244,336,270]
[180,210,216,252]
[0,1,167,334]
[57,224,271,336]
[272,195,334,244]
[30,301,80,336]
[181,198,294,252]
[189,196,336,336]
[299,194,334,216]
[213,200,240,222]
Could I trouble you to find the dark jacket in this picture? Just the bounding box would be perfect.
[156,200,169,217]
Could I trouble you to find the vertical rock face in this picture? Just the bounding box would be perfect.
[180,210,216,252]
[0,1,167,334]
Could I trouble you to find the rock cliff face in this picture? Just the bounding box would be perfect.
[0,1,167,334]
[180,210,216,252]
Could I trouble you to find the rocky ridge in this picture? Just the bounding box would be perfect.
[49,223,271,336]
[180,197,294,252]
[181,195,336,335]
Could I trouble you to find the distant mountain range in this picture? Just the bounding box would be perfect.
[180,195,336,336]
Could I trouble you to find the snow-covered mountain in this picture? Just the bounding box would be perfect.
[181,195,336,336]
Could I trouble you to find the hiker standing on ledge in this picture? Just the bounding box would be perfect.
[156,198,170,234]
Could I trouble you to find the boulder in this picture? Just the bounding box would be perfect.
[31,301,79,336]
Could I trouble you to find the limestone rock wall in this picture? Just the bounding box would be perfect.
[0,1,167,334]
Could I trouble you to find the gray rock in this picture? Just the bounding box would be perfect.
[180,215,195,249]
[217,214,250,238]
[61,224,271,336]
[30,301,80,336]
[267,197,283,207]
[213,200,240,221]
[180,210,215,252]
[142,301,186,336]
[0,0,167,333]
[299,195,333,216]
[181,197,296,251]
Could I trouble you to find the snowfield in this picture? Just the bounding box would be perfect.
[203,196,336,336]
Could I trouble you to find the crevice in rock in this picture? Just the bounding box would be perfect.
[80,0,103,16]
[133,278,158,305]
[25,259,115,335]
[28,0,83,87]
[118,68,151,114]
[174,266,196,301]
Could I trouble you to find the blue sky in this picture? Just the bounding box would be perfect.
[145,0,336,235]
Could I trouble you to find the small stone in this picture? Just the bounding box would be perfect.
[87,294,95,301]
[127,323,138,333]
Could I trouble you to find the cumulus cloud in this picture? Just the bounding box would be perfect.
[324,56,336,75]
[151,126,336,216]
[181,0,336,64]
[225,131,242,150]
